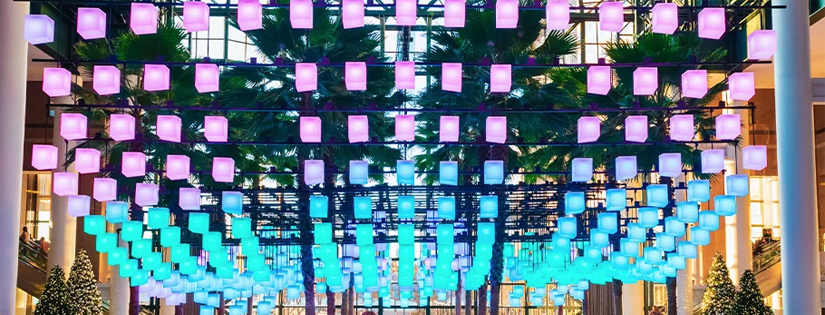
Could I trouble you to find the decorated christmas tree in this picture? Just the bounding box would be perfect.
[67,249,103,315]
[701,253,737,315]
[34,265,70,315]
[732,269,774,315]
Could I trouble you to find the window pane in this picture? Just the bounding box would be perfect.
[750,202,763,225]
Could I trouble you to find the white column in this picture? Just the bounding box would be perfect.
[676,267,694,315]
[109,235,130,315]
[773,1,822,314]
[0,1,29,314]
[47,107,78,271]
[723,107,753,285]
[621,282,644,315]
[159,301,176,315]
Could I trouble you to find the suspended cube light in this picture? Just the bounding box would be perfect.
[590,230,609,248]
[620,239,639,257]
[440,116,460,142]
[83,215,106,236]
[627,223,646,242]
[77,8,106,40]
[307,196,329,219]
[701,149,725,174]
[587,66,611,95]
[557,217,577,239]
[53,172,78,196]
[148,207,170,230]
[349,160,369,185]
[300,116,322,143]
[290,0,314,28]
[130,3,158,35]
[442,63,463,92]
[237,0,263,31]
[75,148,101,174]
[135,183,159,207]
[615,156,638,181]
[25,15,55,45]
[395,61,416,90]
[656,233,676,252]
[61,113,88,141]
[396,195,415,219]
[120,221,143,242]
[157,115,182,142]
[480,195,498,218]
[669,114,694,141]
[105,201,129,224]
[183,1,210,32]
[651,3,678,34]
[490,64,512,93]
[396,0,417,26]
[212,157,235,183]
[395,115,416,141]
[93,178,117,202]
[484,160,504,184]
[96,233,118,254]
[304,160,324,185]
[658,153,682,178]
[165,155,191,181]
[444,0,465,27]
[715,114,741,140]
[315,223,333,244]
[195,63,220,93]
[577,116,600,143]
[677,241,697,259]
[743,145,768,170]
[397,160,415,185]
[606,189,626,211]
[68,195,91,217]
[638,207,659,228]
[356,224,374,245]
[681,70,708,98]
[690,227,710,246]
[729,72,755,101]
[295,63,318,92]
[644,247,664,265]
[438,197,456,220]
[571,158,593,182]
[633,67,658,96]
[624,115,648,143]
[676,201,699,223]
[109,114,136,141]
[221,191,243,215]
[546,0,570,30]
[725,174,749,197]
[495,0,519,28]
[42,68,72,97]
[232,217,252,239]
[748,30,777,60]
[564,192,585,215]
[698,8,726,39]
[189,213,210,234]
[354,197,373,219]
[664,217,685,237]
[131,238,153,258]
[345,62,367,91]
[31,145,58,170]
[698,211,720,231]
[646,184,669,208]
[342,0,364,29]
[348,115,369,143]
[203,116,228,142]
[687,180,711,203]
[121,152,146,178]
[599,2,624,32]
[439,161,458,186]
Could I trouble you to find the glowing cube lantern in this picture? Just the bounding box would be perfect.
[644,247,663,265]
[183,1,210,32]
[195,63,220,93]
[714,113,742,140]
[354,197,373,219]
[729,72,755,101]
[743,145,768,170]
[60,113,87,141]
[300,116,322,143]
[480,195,498,218]
[685,180,710,203]
[651,3,678,34]
[606,189,626,211]
[546,0,570,30]
[395,115,415,141]
[646,184,669,208]
[397,196,415,219]
[577,116,600,143]
[396,0,417,26]
[148,207,170,230]
[701,149,725,174]
[96,233,118,253]
[484,160,504,184]
[135,183,159,207]
[698,8,726,40]
[658,153,682,178]
[345,62,367,91]
[571,158,593,182]
[204,116,228,142]
[624,115,648,143]
[53,172,78,196]
[556,217,577,239]
[638,207,659,228]
[179,188,201,211]
[587,66,611,95]
[444,0,466,27]
[131,238,152,258]
[156,115,182,142]
[31,145,58,170]
[664,217,685,237]
[599,2,624,32]
[442,63,463,92]
[438,197,456,220]
[490,64,512,93]
[104,201,129,224]
[342,0,365,29]
[310,196,329,218]
[237,0,263,31]
[748,30,777,60]
[356,224,374,246]
[714,195,737,216]
[25,15,55,45]
[656,233,675,252]
[615,156,638,181]
[42,68,72,97]
[564,192,585,215]
[395,61,416,90]
[231,218,252,241]
[121,221,143,242]
[188,213,210,234]
[677,241,697,259]
[396,160,415,185]
[349,160,369,185]
[68,195,91,217]
[315,223,333,244]
[438,161,459,186]
[83,215,106,236]
[633,67,658,96]
[495,0,519,28]
[294,63,319,93]
[121,152,146,178]
[681,70,708,99]
[440,116,460,142]
[348,115,369,143]
[165,155,190,181]
[304,160,324,185]
[77,8,106,40]
[620,239,639,257]
[669,114,694,141]
[130,3,158,35]
[698,211,720,231]
[690,226,711,246]
[627,223,646,242]
[590,230,609,248]
[676,201,699,223]
[726,174,749,197]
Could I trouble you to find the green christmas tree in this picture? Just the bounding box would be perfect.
[34,265,70,315]
[701,253,737,315]
[67,249,102,315]
[732,269,774,315]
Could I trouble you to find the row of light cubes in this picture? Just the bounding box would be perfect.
[587,67,757,101]
[301,115,506,143]
[578,113,745,143]
[303,159,505,186]
[49,113,227,143]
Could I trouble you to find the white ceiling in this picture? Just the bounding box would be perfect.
[748,16,825,89]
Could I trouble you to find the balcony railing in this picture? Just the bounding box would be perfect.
[18,240,48,272]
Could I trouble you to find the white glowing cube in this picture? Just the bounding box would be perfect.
[442,63,463,92]
[715,114,740,140]
[290,0,313,29]
[135,183,159,206]
[701,149,725,174]
[651,3,678,34]
[121,152,146,178]
[571,158,593,182]
[25,15,55,45]
[444,0,465,27]
[587,66,611,95]
[743,145,767,171]
[396,0,417,26]
[658,153,682,178]
[748,30,777,60]
[439,161,458,186]
[67,195,91,217]
[486,116,507,144]
[300,116,322,143]
[53,172,78,196]
[687,180,710,203]
[143,64,170,92]
[295,63,318,92]
[31,145,58,170]
[75,148,101,174]
[349,160,369,185]
[633,67,658,95]
[615,156,637,181]
[348,115,369,143]
[545,0,570,30]
[131,3,158,35]
[638,207,659,228]
[42,68,72,97]
[342,0,365,29]
[440,116,460,142]
[496,0,519,29]
[237,0,263,31]
[625,115,648,142]
[195,63,220,93]
[577,116,601,143]
[212,157,235,183]
[698,8,726,40]
[345,62,367,91]
[93,178,117,202]
[599,2,624,32]
[669,114,694,141]
[484,160,504,185]
[157,115,182,142]
[61,113,88,141]
[490,64,512,93]
[395,115,416,141]
[183,1,210,32]
[729,72,755,101]
[681,70,708,99]
[304,160,324,185]
[77,8,107,40]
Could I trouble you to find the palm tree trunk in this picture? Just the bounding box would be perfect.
[465,289,472,315]
[478,281,487,315]
[612,279,623,315]
[667,277,677,315]
[455,275,462,315]
[327,291,336,315]
[488,145,508,315]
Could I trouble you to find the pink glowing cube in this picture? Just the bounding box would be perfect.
[669,114,694,141]
[651,3,678,34]
[237,0,263,31]
[131,3,158,35]
[93,178,117,202]
[183,1,210,32]
[195,63,220,93]
[743,146,767,171]
[204,116,228,142]
[75,148,101,174]
[599,2,624,32]
[157,115,182,142]
[61,113,87,141]
[396,115,416,141]
[715,114,740,140]
[212,157,235,183]
[486,116,507,144]
[342,0,365,29]
[295,63,318,92]
[166,155,191,181]
[442,63,463,92]
[396,0,417,26]
[440,116,460,142]
[490,64,512,93]
[633,67,658,96]
[68,195,91,217]
[109,114,135,141]
[348,115,369,143]
[495,0,519,29]
[444,0,466,28]
[304,160,325,185]
[122,152,146,178]
[577,116,601,143]
[144,65,170,92]
[345,62,367,91]
[701,149,725,174]
[546,0,570,30]
[179,188,201,211]
[31,145,58,170]
[53,172,78,196]
[135,183,159,206]
[587,66,611,95]
[77,8,107,40]
[42,68,72,97]
[681,70,708,99]
[93,66,121,95]
[748,30,776,60]
[625,115,648,143]
[25,15,55,45]
[728,72,755,101]
[395,61,416,90]
[300,116,322,143]
[698,8,726,40]
[290,0,314,29]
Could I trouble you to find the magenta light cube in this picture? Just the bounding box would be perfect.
[345,62,367,91]
[157,115,182,143]
[68,195,91,217]
[396,115,416,141]
[625,115,648,143]
[93,178,117,202]
[135,183,159,206]
[304,160,325,185]
[109,114,135,142]
[748,30,776,60]
[25,15,55,45]
[545,0,570,30]
[53,172,78,196]
[300,116,322,143]
[75,148,101,174]
[698,8,726,40]
[42,68,72,97]
[195,63,220,93]
[486,116,507,144]
[31,145,58,170]
[633,67,658,96]
[496,0,519,29]
[348,115,369,143]
[440,116,460,142]
[166,155,191,181]
[701,149,725,174]
[237,0,263,31]
[728,72,755,101]
[444,0,466,27]
[61,113,87,141]
[571,158,593,182]
[395,61,416,90]
[183,1,210,33]
[587,66,611,95]
[179,188,201,211]
[681,70,708,99]
[290,0,314,29]
[295,63,318,92]
[743,146,767,171]
[490,64,512,93]
[93,66,121,95]
[658,153,682,178]
[212,157,235,183]
[144,65,170,92]
[599,2,624,32]
[396,0,417,26]
[130,3,158,35]
[442,63,463,92]
[122,152,146,178]
[715,114,741,140]
[669,114,694,141]
[342,0,365,29]
[577,116,601,143]
[204,116,228,142]
[651,3,678,34]
[77,8,107,40]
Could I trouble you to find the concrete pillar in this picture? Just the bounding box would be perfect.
[47,107,78,271]
[772,1,822,314]
[0,1,30,314]
[621,282,644,315]
[109,234,130,315]
[724,106,753,285]
[676,268,694,315]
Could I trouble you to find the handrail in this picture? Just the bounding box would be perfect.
[18,240,48,273]
[753,238,782,274]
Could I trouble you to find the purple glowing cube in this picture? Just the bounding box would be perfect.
[743,145,767,171]
[345,62,367,91]
[68,195,91,217]
[179,188,201,211]
[395,61,416,90]
[701,149,725,174]
[204,116,228,142]
[669,114,694,141]
[93,66,120,95]
[625,115,648,143]
[444,0,466,27]
[305,160,324,185]
[183,1,210,32]
[300,116,322,143]
[599,2,624,32]
[342,0,365,29]
[295,63,317,92]
[77,8,107,40]
[166,155,191,181]
[212,157,235,183]
[53,172,78,196]
[658,153,682,178]
[42,68,72,97]
[61,113,87,141]
[195,63,220,93]
[75,148,101,174]
[109,114,135,141]
[396,0,417,26]
[587,66,611,95]
[496,0,519,29]
[490,64,512,93]
[439,116,460,142]
[348,115,369,143]
[157,115,182,143]
[748,30,776,60]
[615,156,637,181]
[122,152,146,178]
[143,64,170,92]
[651,3,678,34]
[442,63,463,92]
[395,115,415,141]
[571,158,593,182]
[729,72,755,101]
[633,67,658,96]
[577,116,600,143]
[545,0,570,30]
[93,178,117,202]
[715,114,740,140]
[31,145,58,170]
[237,0,263,31]
[681,70,708,99]
[25,15,55,45]
[698,8,725,40]
[486,116,507,144]
[290,0,313,29]
[130,3,158,35]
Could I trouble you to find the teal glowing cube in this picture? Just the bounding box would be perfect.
[171,244,191,263]
[438,196,456,220]
[620,239,639,257]
[188,212,210,234]
[253,269,270,282]
[698,211,719,231]
[606,189,626,211]
[597,212,617,234]
[584,246,602,262]
[130,269,149,287]
[477,222,495,245]
[396,160,416,185]
[199,306,214,315]
[557,217,577,239]
[436,224,454,245]
[356,224,374,246]
[484,160,504,184]
[121,220,143,242]
[725,174,749,197]
[638,207,659,228]
[83,215,106,236]
[216,265,234,279]
[314,223,333,244]
[714,195,737,216]
[565,192,585,215]
[610,252,629,268]
[439,161,458,186]
[676,201,699,223]
[590,229,609,248]
[241,237,259,256]
[160,227,180,247]
[131,238,152,258]
[232,217,252,239]
[153,262,172,281]
[664,217,685,237]
[627,223,646,242]
[142,252,162,271]
[480,195,498,218]
[179,257,198,275]
[147,207,170,229]
[687,180,710,202]
[354,196,373,219]
[349,160,369,185]
[202,231,222,252]
[398,224,414,245]
[689,226,710,246]
[107,247,128,266]
[119,259,138,278]
[310,196,329,218]
[105,201,129,224]
[222,191,244,215]
[476,243,492,260]
[646,184,669,208]
[655,233,675,251]
[397,195,415,219]
[96,232,117,253]
[643,247,663,265]
[677,241,697,259]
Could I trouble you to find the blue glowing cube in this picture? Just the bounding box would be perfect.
[620,238,640,257]
[698,211,719,231]
[147,207,170,230]
[725,174,749,197]
[142,252,162,271]
[643,247,662,265]
[222,191,244,215]
[354,196,373,219]
[153,262,172,281]
[571,158,593,182]
[676,201,699,223]
[714,195,737,216]
[438,197,456,220]
[171,244,190,263]
[199,306,214,315]
[349,160,369,185]
[131,238,152,258]
[437,224,454,245]
[397,195,415,219]
[241,237,259,256]
[398,224,414,245]
[687,180,710,203]
[477,195,498,218]
[677,241,697,259]
[483,160,505,185]
[397,160,416,185]
[565,192,585,215]
[615,156,638,181]
[356,224,374,246]
[188,212,210,234]
[105,201,129,224]
[584,246,602,262]
[130,269,149,287]
[83,215,106,236]
[107,247,128,266]
[439,161,458,186]
[310,195,328,218]
[655,233,675,251]
[627,223,646,242]
[96,232,117,253]
[478,222,495,244]
[232,217,252,239]
[597,212,618,234]
[606,189,627,211]
[557,217,577,239]
[202,231,222,252]
[160,227,180,247]
[590,230,609,248]
[658,153,682,178]
[690,227,710,246]
[646,184,669,208]
[610,252,629,268]
[638,207,659,228]
[119,259,138,278]
[121,221,143,242]
[314,223,332,244]
[667,253,686,270]
[664,217,685,237]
